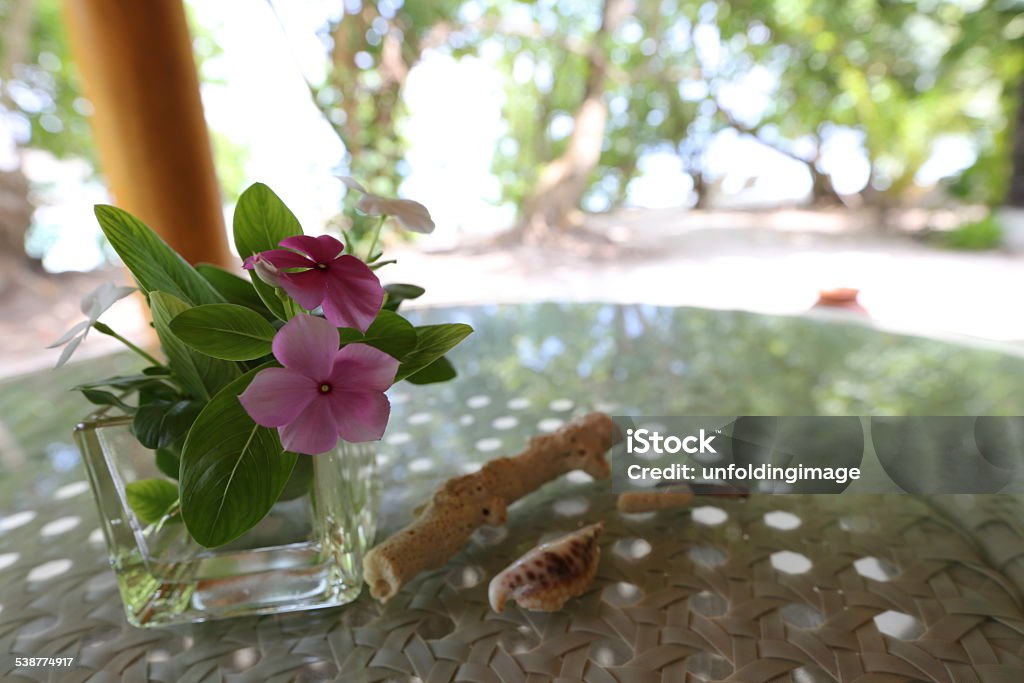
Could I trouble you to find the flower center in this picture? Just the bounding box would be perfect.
[315,262,328,270]
[319,383,332,394]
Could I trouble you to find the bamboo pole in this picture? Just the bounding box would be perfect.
[62,0,232,267]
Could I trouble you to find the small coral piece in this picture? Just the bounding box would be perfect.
[364,412,616,602]
[489,522,604,613]
[617,486,694,512]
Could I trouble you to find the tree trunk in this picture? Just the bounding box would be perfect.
[0,0,39,278]
[1007,75,1024,208]
[519,0,631,241]
[809,162,843,206]
[0,165,36,295]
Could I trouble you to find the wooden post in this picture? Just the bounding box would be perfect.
[62,0,232,267]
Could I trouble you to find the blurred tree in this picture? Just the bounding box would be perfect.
[516,0,631,238]
[940,0,1023,207]
[294,0,1016,234]
[299,0,462,199]
[0,0,92,278]
[723,0,1019,208]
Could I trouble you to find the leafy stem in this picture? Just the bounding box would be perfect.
[92,322,165,368]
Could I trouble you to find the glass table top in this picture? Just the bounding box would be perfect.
[2,303,1024,681]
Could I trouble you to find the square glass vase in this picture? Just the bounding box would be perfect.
[74,414,378,627]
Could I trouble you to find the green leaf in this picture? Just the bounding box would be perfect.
[94,205,224,306]
[150,292,240,400]
[337,310,417,360]
[232,183,303,320]
[156,447,180,480]
[404,356,456,385]
[76,374,162,391]
[170,304,277,361]
[79,388,136,413]
[196,263,274,319]
[382,283,425,311]
[125,479,179,525]
[277,455,314,501]
[396,324,473,382]
[132,399,201,450]
[179,366,298,547]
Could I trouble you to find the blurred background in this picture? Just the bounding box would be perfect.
[1,0,1022,377]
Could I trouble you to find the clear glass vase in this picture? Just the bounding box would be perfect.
[74,414,378,627]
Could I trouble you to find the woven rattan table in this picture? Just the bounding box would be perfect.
[3,303,1024,682]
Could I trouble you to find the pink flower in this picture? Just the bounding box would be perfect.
[239,314,398,454]
[243,234,384,333]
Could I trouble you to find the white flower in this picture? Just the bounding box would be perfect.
[48,282,135,367]
[339,176,435,234]
[248,252,285,288]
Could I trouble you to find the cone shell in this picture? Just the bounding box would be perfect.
[488,522,603,613]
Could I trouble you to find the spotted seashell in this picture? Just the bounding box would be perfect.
[488,522,603,613]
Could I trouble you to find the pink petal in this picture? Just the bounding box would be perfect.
[244,249,314,271]
[279,235,345,264]
[272,314,339,379]
[319,256,384,332]
[354,195,388,216]
[328,390,390,443]
[364,198,434,234]
[278,396,339,454]
[238,367,316,427]
[278,269,327,310]
[338,176,368,194]
[330,343,399,392]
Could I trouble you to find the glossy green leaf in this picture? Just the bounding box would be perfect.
[132,399,201,450]
[337,309,418,360]
[232,183,303,320]
[179,366,298,548]
[382,283,426,311]
[277,455,314,501]
[396,324,473,382]
[196,263,274,318]
[150,292,240,400]
[125,479,179,525]
[404,356,456,384]
[94,205,224,306]
[170,304,277,361]
[79,388,135,413]
[156,447,181,480]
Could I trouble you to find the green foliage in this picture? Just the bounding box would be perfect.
[196,264,276,319]
[396,324,473,381]
[405,356,456,384]
[70,182,471,547]
[170,304,277,361]
[94,206,225,306]
[0,0,94,162]
[313,0,464,195]
[942,214,1003,251]
[232,183,303,320]
[337,309,418,359]
[383,283,426,311]
[125,479,179,525]
[307,0,1018,211]
[132,399,200,450]
[179,366,298,548]
[149,292,240,400]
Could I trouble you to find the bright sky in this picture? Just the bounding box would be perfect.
[25,0,979,271]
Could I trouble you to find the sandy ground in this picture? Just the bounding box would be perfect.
[4,207,1021,379]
